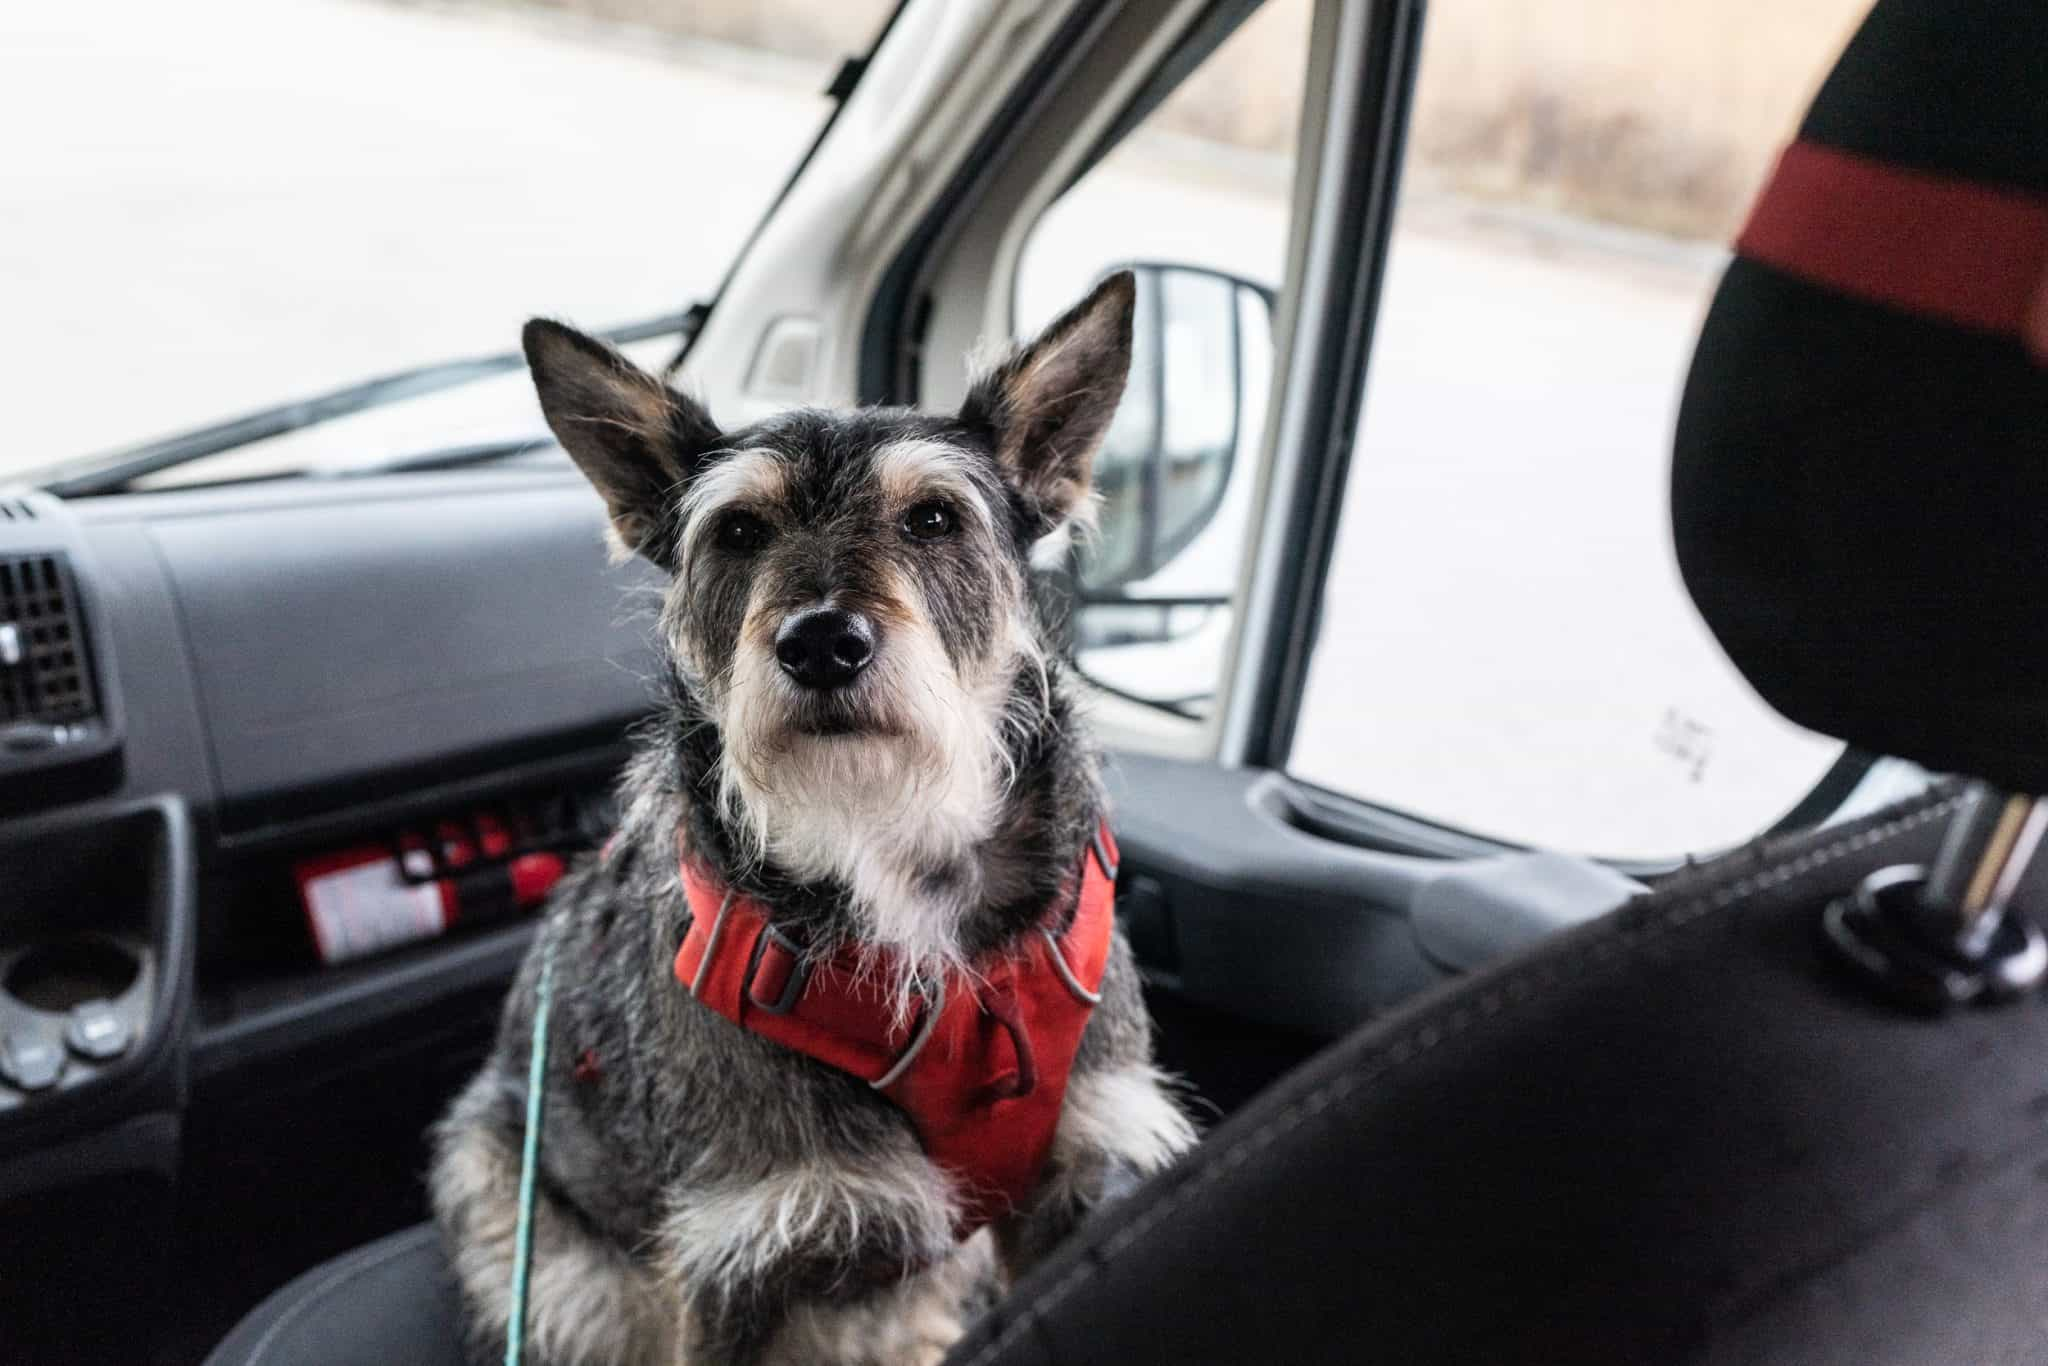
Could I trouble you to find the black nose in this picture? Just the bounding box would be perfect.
[774,607,875,689]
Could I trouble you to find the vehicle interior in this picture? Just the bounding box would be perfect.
[4,0,2042,1361]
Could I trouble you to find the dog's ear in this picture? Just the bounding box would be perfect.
[523,319,720,571]
[961,270,1135,535]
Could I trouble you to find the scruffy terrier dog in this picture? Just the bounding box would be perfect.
[431,272,1195,1365]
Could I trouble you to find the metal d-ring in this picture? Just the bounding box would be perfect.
[871,978,946,1092]
[1041,925,1102,1005]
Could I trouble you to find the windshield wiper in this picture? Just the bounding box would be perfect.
[33,308,698,498]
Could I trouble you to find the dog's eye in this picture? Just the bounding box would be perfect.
[901,501,956,541]
[715,511,773,553]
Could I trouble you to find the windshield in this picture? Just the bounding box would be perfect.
[3,0,897,489]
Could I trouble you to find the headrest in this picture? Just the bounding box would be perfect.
[1673,0,2048,790]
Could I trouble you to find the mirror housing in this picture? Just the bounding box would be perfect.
[1070,262,1274,676]
[1081,261,1274,594]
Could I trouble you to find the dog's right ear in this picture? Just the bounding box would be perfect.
[958,272,1135,541]
[523,319,720,571]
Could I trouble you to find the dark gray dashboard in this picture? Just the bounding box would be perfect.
[40,466,664,827]
[0,458,678,1356]
[0,465,662,1174]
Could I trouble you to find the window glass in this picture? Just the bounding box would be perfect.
[1288,0,1873,858]
[1014,0,1314,718]
[2,0,894,481]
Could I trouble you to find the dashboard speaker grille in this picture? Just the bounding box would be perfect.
[0,553,98,725]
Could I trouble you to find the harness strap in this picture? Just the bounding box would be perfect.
[672,824,1120,1229]
[503,824,1119,1343]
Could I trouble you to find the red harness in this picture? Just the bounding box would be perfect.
[671,826,1118,1231]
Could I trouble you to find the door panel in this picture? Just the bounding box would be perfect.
[1108,751,1642,1038]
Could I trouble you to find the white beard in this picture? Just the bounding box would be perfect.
[712,610,1021,1011]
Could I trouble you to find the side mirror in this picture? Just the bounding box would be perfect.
[1072,263,1275,675]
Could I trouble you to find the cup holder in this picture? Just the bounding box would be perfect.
[4,936,142,1013]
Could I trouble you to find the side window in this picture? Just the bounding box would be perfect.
[1013,0,1314,719]
[1287,0,1876,858]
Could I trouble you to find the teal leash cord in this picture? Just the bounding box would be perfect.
[506,932,557,1366]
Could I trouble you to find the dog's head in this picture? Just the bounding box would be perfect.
[524,273,1133,939]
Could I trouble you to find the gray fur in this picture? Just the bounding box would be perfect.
[435,273,1192,1364]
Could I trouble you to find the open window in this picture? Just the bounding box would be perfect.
[686,0,1920,1050]
[1282,0,1883,861]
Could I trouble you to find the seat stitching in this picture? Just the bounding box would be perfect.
[234,1225,442,1366]
[960,795,1959,1365]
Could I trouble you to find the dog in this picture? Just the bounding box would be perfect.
[431,271,1196,1365]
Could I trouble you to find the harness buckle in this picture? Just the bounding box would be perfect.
[742,923,812,1015]
[1090,826,1119,883]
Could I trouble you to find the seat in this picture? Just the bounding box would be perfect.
[209,0,2048,1361]
[948,781,2048,1365]
[202,1224,474,1366]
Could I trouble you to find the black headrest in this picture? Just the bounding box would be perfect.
[1673,0,2048,791]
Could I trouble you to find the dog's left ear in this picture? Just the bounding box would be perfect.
[961,270,1135,535]
[523,319,721,571]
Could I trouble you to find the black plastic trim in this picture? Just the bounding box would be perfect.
[193,918,536,1084]
[0,492,127,809]
[0,1111,179,1205]
[0,794,194,1162]
[1280,752,1890,883]
[1237,0,1425,768]
[210,739,629,861]
[1106,751,1450,1034]
[1275,776,1520,863]
[1767,746,1877,837]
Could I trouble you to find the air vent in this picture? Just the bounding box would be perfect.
[0,554,98,726]
[0,498,35,523]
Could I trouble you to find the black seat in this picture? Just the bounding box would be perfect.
[210,0,2048,1362]
[948,781,2048,1365]
[203,1225,473,1366]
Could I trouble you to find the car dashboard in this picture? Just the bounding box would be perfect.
[0,469,663,1359]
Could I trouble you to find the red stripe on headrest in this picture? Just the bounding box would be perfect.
[1737,140,2048,364]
